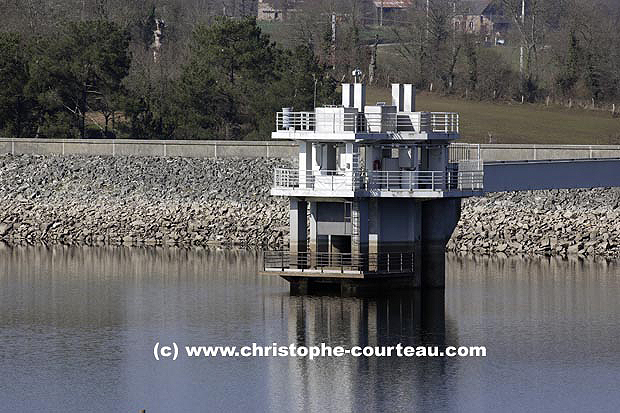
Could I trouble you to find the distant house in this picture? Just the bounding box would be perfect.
[257,0,303,21]
[258,0,282,20]
[453,0,510,44]
[372,0,412,25]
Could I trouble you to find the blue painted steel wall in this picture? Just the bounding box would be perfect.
[484,158,620,192]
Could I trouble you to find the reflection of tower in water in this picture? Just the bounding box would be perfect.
[288,291,446,347]
[278,291,454,412]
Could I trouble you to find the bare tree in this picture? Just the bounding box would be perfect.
[500,0,564,90]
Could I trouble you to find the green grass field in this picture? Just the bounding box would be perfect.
[257,20,619,144]
[367,86,620,144]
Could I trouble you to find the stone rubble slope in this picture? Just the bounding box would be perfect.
[0,154,291,248]
[0,153,618,258]
[450,188,620,258]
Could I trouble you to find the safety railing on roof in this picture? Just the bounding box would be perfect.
[276,111,459,134]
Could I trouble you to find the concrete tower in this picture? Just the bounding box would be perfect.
[262,76,483,294]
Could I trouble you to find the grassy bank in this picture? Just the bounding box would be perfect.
[367,86,620,144]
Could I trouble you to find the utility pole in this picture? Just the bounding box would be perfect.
[452,1,456,48]
[369,34,379,85]
[313,74,318,109]
[426,0,430,41]
[519,0,525,77]
[332,12,337,70]
[380,0,384,26]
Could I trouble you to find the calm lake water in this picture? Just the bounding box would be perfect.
[1,245,619,412]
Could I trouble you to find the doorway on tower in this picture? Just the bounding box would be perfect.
[316,234,352,267]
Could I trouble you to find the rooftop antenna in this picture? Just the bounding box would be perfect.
[352,68,362,83]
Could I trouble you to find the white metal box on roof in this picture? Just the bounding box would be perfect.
[364,105,397,133]
[314,107,359,133]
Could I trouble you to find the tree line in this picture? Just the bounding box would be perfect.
[377,0,620,104]
[272,0,620,105]
[246,0,620,106]
[0,12,336,140]
[2,0,620,140]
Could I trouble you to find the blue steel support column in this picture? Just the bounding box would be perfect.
[368,198,380,271]
[289,198,308,268]
[421,198,461,288]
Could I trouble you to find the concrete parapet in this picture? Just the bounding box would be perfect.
[0,138,298,159]
[479,143,620,161]
[3,138,620,162]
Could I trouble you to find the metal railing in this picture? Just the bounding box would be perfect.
[276,111,459,134]
[369,170,444,190]
[278,111,315,131]
[273,168,484,191]
[369,170,484,191]
[450,169,484,190]
[424,112,459,133]
[449,143,481,163]
[263,251,415,274]
[273,169,363,191]
[273,168,300,188]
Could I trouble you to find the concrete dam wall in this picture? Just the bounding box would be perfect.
[1,152,619,258]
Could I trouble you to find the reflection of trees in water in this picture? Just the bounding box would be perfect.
[446,252,620,324]
[279,291,455,412]
[0,245,276,328]
[0,244,263,281]
[446,253,620,364]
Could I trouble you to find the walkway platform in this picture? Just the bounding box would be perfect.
[260,251,416,280]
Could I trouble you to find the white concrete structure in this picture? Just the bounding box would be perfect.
[263,77,484,293]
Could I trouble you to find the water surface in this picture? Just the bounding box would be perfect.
[1,245,619,412]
